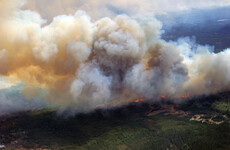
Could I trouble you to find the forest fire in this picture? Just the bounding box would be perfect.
[2,0,230,116]
[134,92,190,103]
[134,98,144,103]
[161,95,166,99]
[181,92,190,98]
[135,99,144,103]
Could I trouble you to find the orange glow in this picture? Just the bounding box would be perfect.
[134,98,145,103]
[135,99,140,103]
[161,95,166,99]
[180,92,190,98]
[134,92,190,103]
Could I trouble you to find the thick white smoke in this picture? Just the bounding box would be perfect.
[1,0,230,115]
[22,0,230,21]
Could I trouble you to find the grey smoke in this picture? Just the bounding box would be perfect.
[0,0,230,116]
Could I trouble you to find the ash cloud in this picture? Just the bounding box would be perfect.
[1,0,230,115]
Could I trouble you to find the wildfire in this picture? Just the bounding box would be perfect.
[135,98,144,103]
[181,92,190,98]
[161,92,190,99]
[134,92,190,103]
[135,99,140,103]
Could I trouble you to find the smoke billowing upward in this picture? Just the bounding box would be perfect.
[1,0,230,115]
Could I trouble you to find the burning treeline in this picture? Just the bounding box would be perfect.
[1,0,230,114]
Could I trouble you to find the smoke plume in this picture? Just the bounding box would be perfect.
[1,0,230,115]
[22,0,230,21]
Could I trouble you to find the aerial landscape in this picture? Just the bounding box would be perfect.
[0,0,230,149]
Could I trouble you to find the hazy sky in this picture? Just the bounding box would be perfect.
[22,0,230,21]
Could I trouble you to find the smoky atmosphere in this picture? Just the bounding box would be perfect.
[0,0,230,149]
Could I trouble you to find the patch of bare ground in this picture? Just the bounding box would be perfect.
[190,114,225,124]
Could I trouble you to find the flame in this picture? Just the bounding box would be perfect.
[134,92,190,103]
[180,92,190,98]
[135,99,140,103]
[161,95,166,99]
[135,98,145,103]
